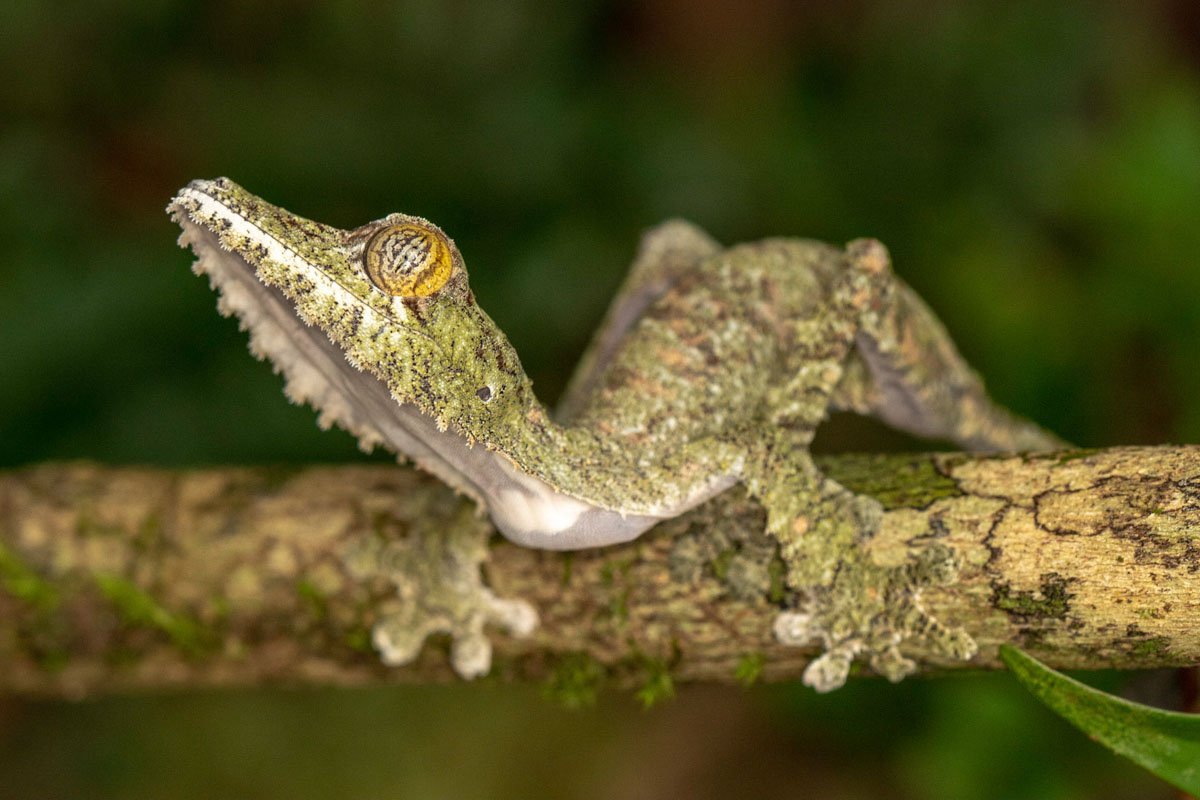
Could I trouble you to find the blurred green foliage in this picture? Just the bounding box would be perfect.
[1001,646,1200,794]
[2,0,1198,797]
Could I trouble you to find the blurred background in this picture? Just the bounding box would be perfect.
[2,0,1199,797]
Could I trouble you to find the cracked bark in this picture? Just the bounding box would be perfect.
[1,447,1197,698]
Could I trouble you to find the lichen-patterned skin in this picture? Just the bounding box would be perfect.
[343,503,537,679]
[169,178,1063,690]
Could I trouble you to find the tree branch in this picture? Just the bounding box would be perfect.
[1,448,1198,698]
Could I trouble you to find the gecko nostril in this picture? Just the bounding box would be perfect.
[476,385,494,403]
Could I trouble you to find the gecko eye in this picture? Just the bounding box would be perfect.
[475,385,494,403]
[363,223,453,297]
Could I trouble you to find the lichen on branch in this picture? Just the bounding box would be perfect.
[0,447,1197,697]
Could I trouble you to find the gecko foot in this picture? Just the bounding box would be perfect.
[773,537,978,692]
[345,505,538,679]
[373,586,537,679]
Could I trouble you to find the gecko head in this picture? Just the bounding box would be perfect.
[167,177,543,460]
[169,178,685,550]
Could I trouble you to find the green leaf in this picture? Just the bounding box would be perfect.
[1000,645,1200,793]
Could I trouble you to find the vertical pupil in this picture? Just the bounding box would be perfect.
[388,231,431,275]
[364,223,452,297]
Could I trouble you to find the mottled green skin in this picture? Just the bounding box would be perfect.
[169,180,538,454]
[343,505,536,679]
[558,237,869,513]
[170,178,1062,690]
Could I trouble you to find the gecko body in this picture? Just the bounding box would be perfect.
[170,179,1061,689]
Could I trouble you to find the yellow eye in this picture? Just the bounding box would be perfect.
[363,223,454,297]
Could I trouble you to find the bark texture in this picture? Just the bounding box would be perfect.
[1,447,1197,698]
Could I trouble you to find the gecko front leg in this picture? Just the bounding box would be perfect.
[344,503,537,679]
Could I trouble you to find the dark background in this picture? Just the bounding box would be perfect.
[3,1,1199,797]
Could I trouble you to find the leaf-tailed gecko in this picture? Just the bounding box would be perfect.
[169,178,1062,690]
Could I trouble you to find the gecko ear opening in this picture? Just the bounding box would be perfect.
[363,223,454,297]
